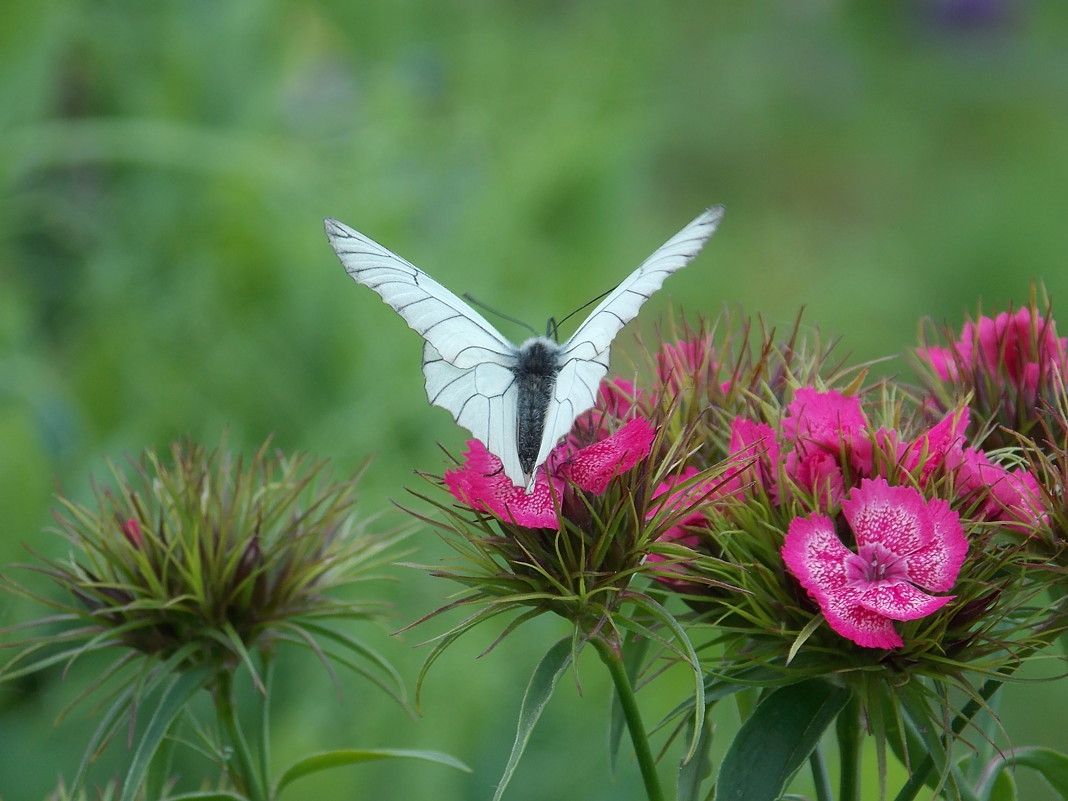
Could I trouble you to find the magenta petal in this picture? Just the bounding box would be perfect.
[822,587,903,649]
[560,417,655,494]
[727,418,779,497]
[783,388,868,446]
[857,581,953,621]
[786,447,846,510]
[903,408,969,482]
[647,466,703,520]
[781,514,852,595]
[904,498,967,592]
[444,441,561,529]
[842,478,932,553]
[918,345,958,381]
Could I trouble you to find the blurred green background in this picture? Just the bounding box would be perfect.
[2,1,1067,799]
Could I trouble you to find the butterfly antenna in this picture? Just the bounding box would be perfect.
[462,293,539,337]
[549,287,613,339]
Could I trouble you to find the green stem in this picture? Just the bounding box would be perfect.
[836,693,862,801]
[809,748,833,801]
[257,653,275,799]
[215,668,270,801]
[593,638,664,801]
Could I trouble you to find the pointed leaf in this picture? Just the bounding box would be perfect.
[274,748,470,794]
[120,666,212,801]
[978,747,1068,801]
[715,679,851,801]
[677,705,714,801]
[492,636,573,801]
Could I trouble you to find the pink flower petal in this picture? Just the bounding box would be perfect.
[781,514,852,596]
[726,418,779,498]
[647,466,702,516]
[122,518,143,547]
[917,344,959,381]
[821,587,903,649]
[785,447,846,510]
[783,388,868,448]
[444,441,562,529]
[572,379,645,442]
[559,417,655,493]
[841,478,932,554]
[656,337,721,393]
[857,581,954,621]
[903,497,967,592]
[903,408,969,483]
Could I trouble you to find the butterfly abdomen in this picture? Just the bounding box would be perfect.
[513,338,563,478]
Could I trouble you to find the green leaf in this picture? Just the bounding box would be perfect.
[163,793,250,801]
[978,747,1068,801]
[492,636,573,801]
[274,748,470,794]
[715,679,851,801]
[120,666,213,801]
[677,705,714,801]
[985,767,1017,801]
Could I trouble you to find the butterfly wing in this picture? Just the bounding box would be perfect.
[324,218,514,369]
[533,206,726,471]
[422,341,524,486]
[325,218,527,484]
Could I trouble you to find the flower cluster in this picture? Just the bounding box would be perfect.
[919,300,1068,448]
[428,303,1065,669]
[415,297,1068,801]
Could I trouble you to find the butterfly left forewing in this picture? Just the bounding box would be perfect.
[324,218,515,369]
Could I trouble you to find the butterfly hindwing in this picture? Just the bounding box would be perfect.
[422,341,524,485]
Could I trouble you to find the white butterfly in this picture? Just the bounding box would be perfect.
[325,206,724,492]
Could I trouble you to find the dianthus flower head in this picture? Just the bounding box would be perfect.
[657,336,730,396]
[444,416,656,530]
[919,302,1067,447]
[949,446,1046,531]
[781,478,968,649]
[0,438,404,722]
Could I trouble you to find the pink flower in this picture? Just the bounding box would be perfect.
[781,389,868,507]
[558,417,657,494]
[781,478,968,649]
[782,388,869,449]
[920,307,1067,391]
[571,379,645,442]
[444,417,656,530]
[646,467,708,589]
[856,409,970,486]
[122,518,143,547]
[950,447,1046,530]
[724,418,779,500]
[656,337,729,395]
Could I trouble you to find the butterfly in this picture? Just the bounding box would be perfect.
[324,206,724,492]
